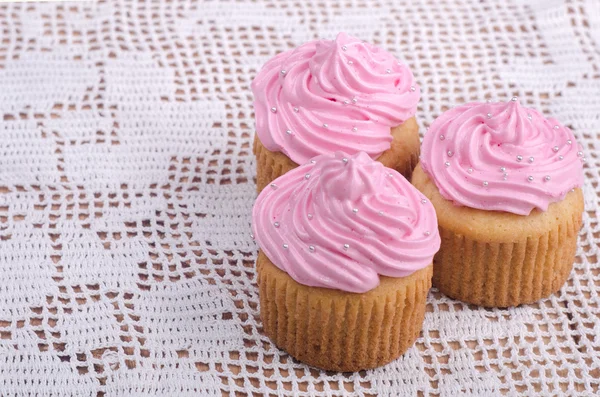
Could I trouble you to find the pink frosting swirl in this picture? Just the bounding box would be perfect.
[252,151,440,293]
[251,32,419,165]
[420,99,584,215]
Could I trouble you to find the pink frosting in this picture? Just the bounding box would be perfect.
[251,32,420,165]
[420,99,584,216]
[252,151,440,293]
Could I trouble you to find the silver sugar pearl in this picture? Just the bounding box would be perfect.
[270,183,278,189]
[445,161,450,167]
[342,157,348,163]
[577,151,583,157]
[511,96,518,101]
[352,97,358,103]
[410,86,416,92]
[500,166,506,172]
[388,173,393,177]
[323,123,328,128]
[503,173,508,180]
[467,168,473,174]
[280,70,286,76]
[544,175,551,181]
[307,213,313,219]
[424,231,431,236]
[348,60,353,65]
[342,45,347,51]
[386,69,391,74]
[447,150,454,157]
[567,140,572,145]
[270,107,277,113]
[352,127,358,132]
[554,125,559,130]
[352,208,359,214]
[527,176,534,182]
[553,146,559,152]
[283,243,288,249]
[293,107,299,113]
[516,155,523,162]
[529,156,534,163]
[343,100,349,105]
[558,155,564,160]
[527,114,532,120]
[421,198,428,204]
[343,243,349,250]
[310,160,316,164]
[286,129,292,135]
[378,211,383,216]
[309,245,315,252]
[440,134,445,141]
[273,222,280,228]
[483,181,488,187]
[487,113,492,119]
[250,233,254,239]
[304,173,311,180]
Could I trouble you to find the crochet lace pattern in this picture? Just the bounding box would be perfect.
[0,0,598,395]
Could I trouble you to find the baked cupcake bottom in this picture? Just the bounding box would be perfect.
[256,251,432,372]
[253,117,421,193]
[411,164,584,308]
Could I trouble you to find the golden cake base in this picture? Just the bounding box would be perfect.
[256,251,432,372]
[253,117,421,192]
[411,164,584,308]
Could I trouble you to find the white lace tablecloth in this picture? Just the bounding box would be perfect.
[0,0,599,395]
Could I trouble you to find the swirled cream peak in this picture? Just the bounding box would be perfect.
[251,32,419,165]
[252,151,439,293]
[420,99,584,215]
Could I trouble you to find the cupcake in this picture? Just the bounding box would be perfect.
[412,98,584,307]
[251,32,421,192]
[252,151,440,371]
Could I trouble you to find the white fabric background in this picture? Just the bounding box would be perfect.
[0,0,599,395]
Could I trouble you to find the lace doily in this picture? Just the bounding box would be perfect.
[0,0,598,395]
